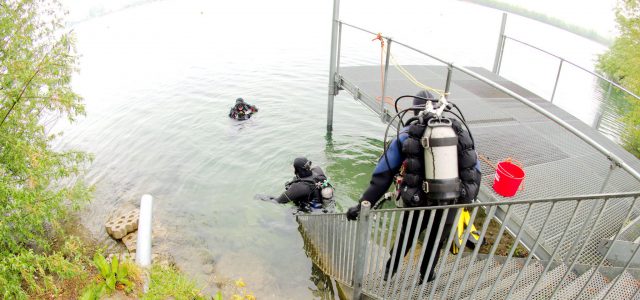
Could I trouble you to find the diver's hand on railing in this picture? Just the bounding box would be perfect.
[346,203,361,221]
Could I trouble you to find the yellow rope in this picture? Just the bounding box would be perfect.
[374,34,447,101]
[389,53,446,97]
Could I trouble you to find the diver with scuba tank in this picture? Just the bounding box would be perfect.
[229,97,258,120]
[346,90,481,284]
[261,157,335,212]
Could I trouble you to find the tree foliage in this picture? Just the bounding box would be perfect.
[1,0,92,297]
[597,0,640,157]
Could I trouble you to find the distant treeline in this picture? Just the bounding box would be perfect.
[461,0,613,46]
[68,0,164,26]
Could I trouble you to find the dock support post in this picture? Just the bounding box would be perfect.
[327,0,341,133]
[352,201,371,300]
[381,38,392,122]
[492,13,507,74]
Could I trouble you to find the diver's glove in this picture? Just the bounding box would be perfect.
[346,203,361,221]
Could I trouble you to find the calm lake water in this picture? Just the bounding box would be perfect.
[57,0,610,298]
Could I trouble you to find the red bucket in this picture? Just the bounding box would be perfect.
[493,159,525,197]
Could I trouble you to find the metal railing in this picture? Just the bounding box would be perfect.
[323,4,640,299]
[491,13,640,137]
[332,20,640,184]
[298,192,640,299]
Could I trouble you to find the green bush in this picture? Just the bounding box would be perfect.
[597,0,640,157]
[1,0,92,297]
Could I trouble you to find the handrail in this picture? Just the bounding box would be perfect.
[503,35,640,102]
[338,22,640,182]
[297,194,640,299]
[307,191,640,217]
[453,65,640,182]
[339,21,451,66]
[337,21,640,184]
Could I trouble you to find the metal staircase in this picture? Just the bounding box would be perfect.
[317,1,640,299]
[297,196,640,299]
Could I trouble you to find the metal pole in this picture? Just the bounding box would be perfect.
[336,21,343,76]
[380,38,392,121]
[352,201,371,300]
[326,0,340,133]
[550,59,564,103]
[600,163,617,193]
[445,64,453,95]
[492,12,508,74]
[136,194,153,267]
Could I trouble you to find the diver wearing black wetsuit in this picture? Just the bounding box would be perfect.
[275,157,328,211]
[229,98,258,120]
[346,90,481,284]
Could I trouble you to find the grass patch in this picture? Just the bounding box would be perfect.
[474,207,529,258]
[144,264,206,300]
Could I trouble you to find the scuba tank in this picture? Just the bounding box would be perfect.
[421,117,461,205]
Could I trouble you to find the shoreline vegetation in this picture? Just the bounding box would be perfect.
[0,0,216,298]
[461,0,613,46]
[596,0,640,158]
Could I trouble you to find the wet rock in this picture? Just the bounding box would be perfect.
[122,231,137,253]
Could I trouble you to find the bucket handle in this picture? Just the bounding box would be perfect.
[505,157,524,169]
[503,157,525,191]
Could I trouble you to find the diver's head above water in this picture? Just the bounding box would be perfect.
[293,157,312,178]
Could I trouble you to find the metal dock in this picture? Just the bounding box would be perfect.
[305,2,640,298]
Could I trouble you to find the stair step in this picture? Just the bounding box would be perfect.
[457,259,524,299]
[438,253,474,279]
[551,267,609,300]
[596,271,640,300]
[433,257,507,299]
[424,256,500,299]
[619,214,640,242]
[363,252,473,299]
[469,260,544,300]
[511,263,576,299]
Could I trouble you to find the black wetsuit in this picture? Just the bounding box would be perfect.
[229,103,258,120]
[275,166,327,210]
[353,91,481,284]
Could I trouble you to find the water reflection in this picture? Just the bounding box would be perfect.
[324,133,384,209]
[593,78,633,144]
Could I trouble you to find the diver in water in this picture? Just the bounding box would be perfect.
[266,157,334,212]
[229,98,258,120]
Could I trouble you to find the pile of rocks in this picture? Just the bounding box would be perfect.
[105,209,139,253]
[104,207,174,267]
